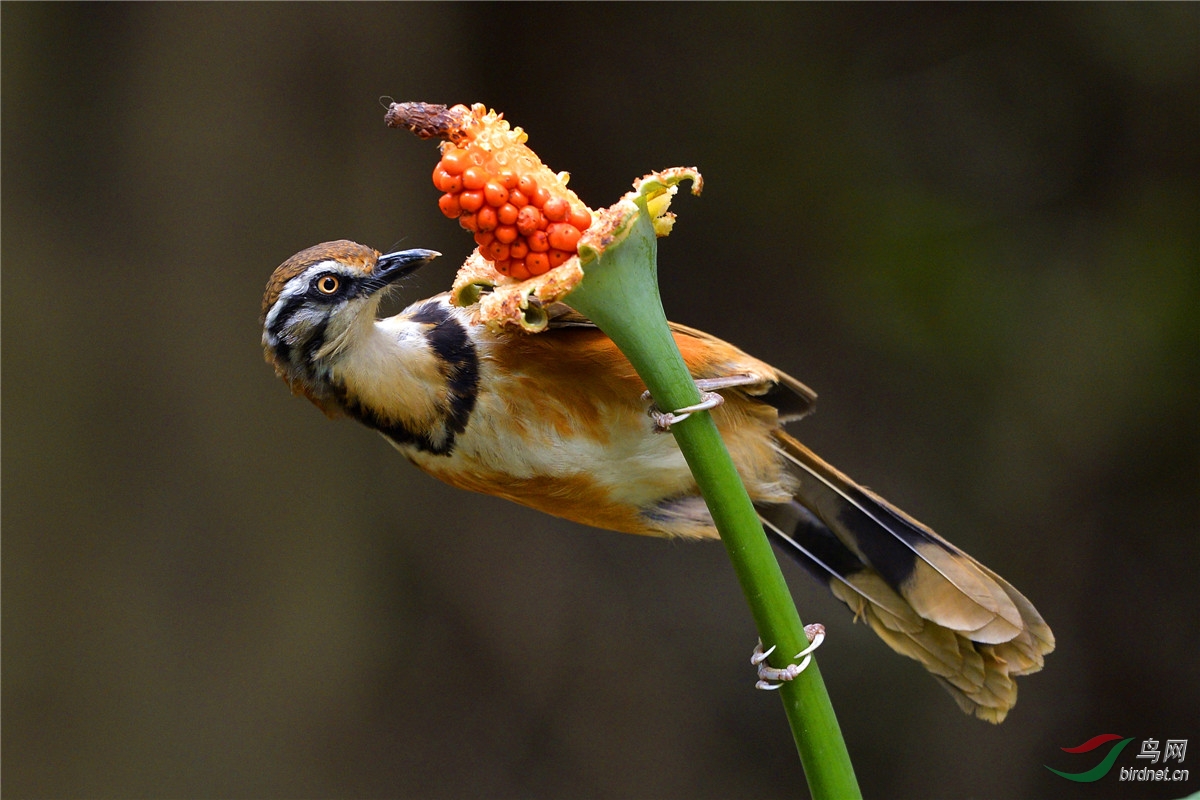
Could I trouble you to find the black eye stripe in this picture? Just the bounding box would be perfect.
[309,272,353,299]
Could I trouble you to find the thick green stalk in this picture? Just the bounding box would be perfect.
[566,197,861,799]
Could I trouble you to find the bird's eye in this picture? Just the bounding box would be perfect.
[315,275,340,295]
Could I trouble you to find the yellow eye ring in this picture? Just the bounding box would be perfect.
[316,275,340,295]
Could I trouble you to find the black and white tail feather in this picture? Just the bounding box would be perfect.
[759,431,1054,723]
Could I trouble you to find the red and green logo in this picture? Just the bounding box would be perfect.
[1046,734,1136,782]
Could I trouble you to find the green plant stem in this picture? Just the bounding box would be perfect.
[566,197,861,799]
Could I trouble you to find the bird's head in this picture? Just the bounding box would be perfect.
[261,239,439,409]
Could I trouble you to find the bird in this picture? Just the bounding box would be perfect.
[261,238,1054,723]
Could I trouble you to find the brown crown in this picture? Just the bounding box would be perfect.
[261,240,379,318]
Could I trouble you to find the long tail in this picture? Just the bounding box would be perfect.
[760,431,1054,723]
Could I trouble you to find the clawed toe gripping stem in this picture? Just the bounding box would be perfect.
[644,390,725,431]
[752,623,826,690]
[642,375,764,431]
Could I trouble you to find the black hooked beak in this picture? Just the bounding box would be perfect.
[372,248,440,287]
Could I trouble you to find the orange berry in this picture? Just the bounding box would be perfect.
[547,222,581,252]
[526,252,550,274]
[475,205,498,232]
[484,181,509,207]
[497,203,519,225]
[526,230,550,252]
[462,166,487,191]
[569,205,592,230]
[414,107,593,275]
[438,193,461,218]
[497,169,519,190]
[543,196,569,222]
[516,205,543,236]
[484,240,510,262]
[459,190,485,213]
[439,148,470,174]
[433,167,462,194]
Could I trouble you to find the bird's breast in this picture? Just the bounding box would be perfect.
[379,312,792,537]
[399,376,697,523]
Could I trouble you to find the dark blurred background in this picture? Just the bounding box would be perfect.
[4,4,1197,798]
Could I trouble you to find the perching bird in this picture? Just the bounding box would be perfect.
[261,239,1054,722]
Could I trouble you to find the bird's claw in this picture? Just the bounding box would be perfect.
[642,376,765,432]
[645,391,725,431]
[752,624,826,690]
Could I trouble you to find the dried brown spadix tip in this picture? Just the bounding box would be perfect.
[384,102,477,142]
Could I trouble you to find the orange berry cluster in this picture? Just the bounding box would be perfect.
[433,146,592,280]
